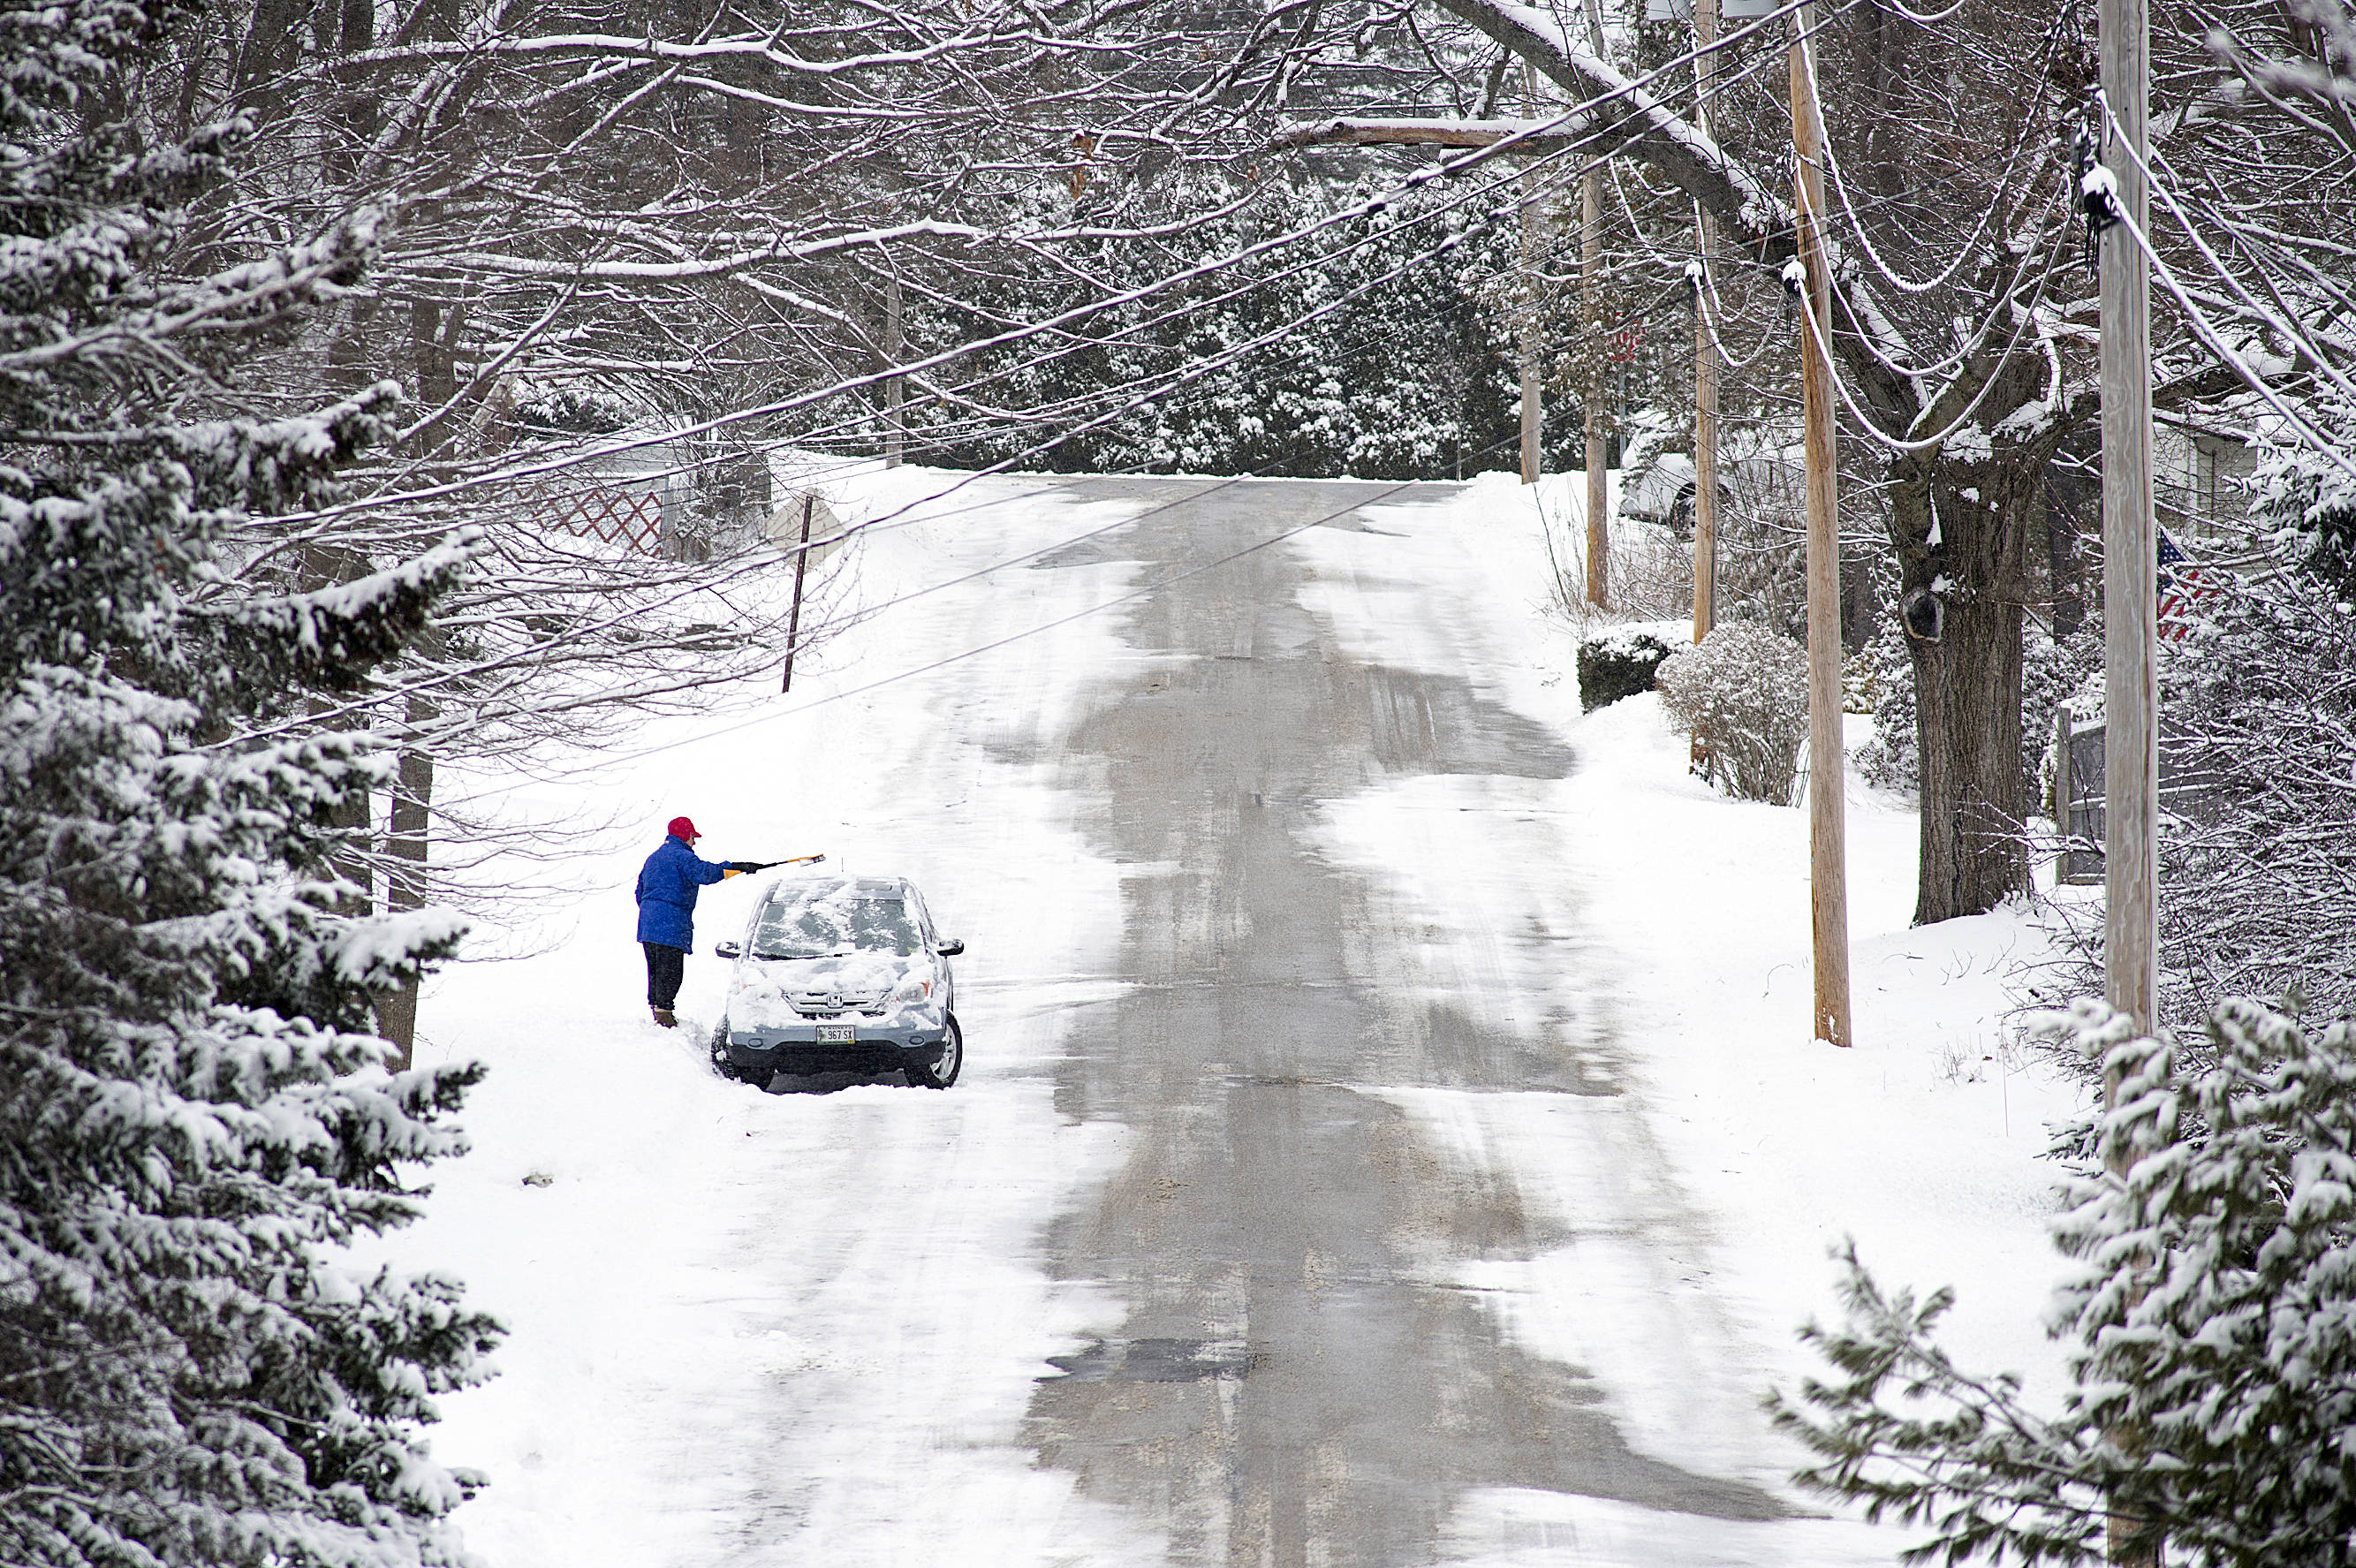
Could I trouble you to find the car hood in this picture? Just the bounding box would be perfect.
[729,951,936,1028]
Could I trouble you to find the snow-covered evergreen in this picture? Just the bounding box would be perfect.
[0,3,496,1564]
[1771,998,2356,1565]
[902,177,1544,479]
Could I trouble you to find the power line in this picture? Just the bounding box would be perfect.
[481,477,1428,785]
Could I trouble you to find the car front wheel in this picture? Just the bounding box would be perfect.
[710,1019,767,1088]
[907,1014,963,1089]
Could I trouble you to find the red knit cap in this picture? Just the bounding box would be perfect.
[667,815,699,840]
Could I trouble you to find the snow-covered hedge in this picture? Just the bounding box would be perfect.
[901,178,1564,480]
[1577,627,1674,712]
[1655,622,1807,803]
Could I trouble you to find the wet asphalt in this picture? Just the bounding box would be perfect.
[1009,478,1784,1566]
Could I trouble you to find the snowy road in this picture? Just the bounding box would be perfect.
[1019,479,1783,1561]
[406,467,2062,1568]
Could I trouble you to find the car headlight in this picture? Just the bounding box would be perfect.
[890,974,933,1006]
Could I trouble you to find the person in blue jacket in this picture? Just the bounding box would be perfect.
[635,816,768,1026]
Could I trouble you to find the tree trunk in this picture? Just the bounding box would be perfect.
[2045,466,2091,639]
[1840,541,1876,652]
[1908,591,2027,922]
[372,698,435,1072]
[1894,434,2049,923]
[298,542,377,921]
[408,295,465,454]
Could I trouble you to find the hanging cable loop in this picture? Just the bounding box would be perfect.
[2074,101,2121,261]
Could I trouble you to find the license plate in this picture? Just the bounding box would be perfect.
[815,1024,855,1043]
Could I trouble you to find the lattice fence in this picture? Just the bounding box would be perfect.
[531,483,663,554]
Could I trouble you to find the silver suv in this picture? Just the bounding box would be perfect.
[709,875,964,1089]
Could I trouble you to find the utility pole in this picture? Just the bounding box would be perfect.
[883,268,905,468]
[781,493,815,693]
[1519,63,1544,487]
[1790,2,1852,1049]
[1692,0,1720,648]
[1582,170,1610,606]
[2098,0,2157,1562]
[1580,0,1611,608]
[2100,0,2156,1048]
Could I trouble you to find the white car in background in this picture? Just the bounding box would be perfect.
[1618,436,1805,541]
[1620,451,1705,536]
[709,874,965,1089]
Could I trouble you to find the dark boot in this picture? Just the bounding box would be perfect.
[651,1007,677,1028]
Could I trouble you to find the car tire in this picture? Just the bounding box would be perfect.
[709,1019,761,1087]
[907,1014,963,1089]
[1669,485,1696,542]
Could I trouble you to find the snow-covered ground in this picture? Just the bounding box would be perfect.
[1296,474,2080,1390]
[383,464,2090,1567]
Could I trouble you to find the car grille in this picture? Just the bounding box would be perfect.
[789,993,886,1018]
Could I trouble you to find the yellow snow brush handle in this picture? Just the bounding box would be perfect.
[722,852,825,878]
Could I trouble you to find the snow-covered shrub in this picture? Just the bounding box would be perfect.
[1771,998,2356,1564]
[1655,622,1808,802]
[1577,627,1673,711]
[2250,392,2356,599]
[0,6,496,1564]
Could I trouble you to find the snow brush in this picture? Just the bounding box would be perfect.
[726,852,825,874]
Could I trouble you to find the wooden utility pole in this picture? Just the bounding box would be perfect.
[1519,63,1544,486]
[1581,170,1610,606]
[883,269,905,468]
[1580,0,1611,607]
[1692,0,1721,648]
[1790,3,1852,1049]
[2100,0,2156,1048]
[2098,2,2157,1564]
[781,493,816,693]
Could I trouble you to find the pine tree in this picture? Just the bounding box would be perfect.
[903,175,1528,479]
[1769,998,2356,1565]
[0,1,498,1564]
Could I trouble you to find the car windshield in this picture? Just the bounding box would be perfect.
[752,893,921,958]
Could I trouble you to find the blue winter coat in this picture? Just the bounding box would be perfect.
[635,836,731,949]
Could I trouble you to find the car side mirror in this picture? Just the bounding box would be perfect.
[936,938,964,957]
[714,939,742,958]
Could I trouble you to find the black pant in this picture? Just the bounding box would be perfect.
[643,943,686,1010]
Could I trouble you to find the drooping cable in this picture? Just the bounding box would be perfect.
[2097,92,2356,411]
[2094,166,2356,484]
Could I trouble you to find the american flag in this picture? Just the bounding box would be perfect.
[2156,528,2220,641]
